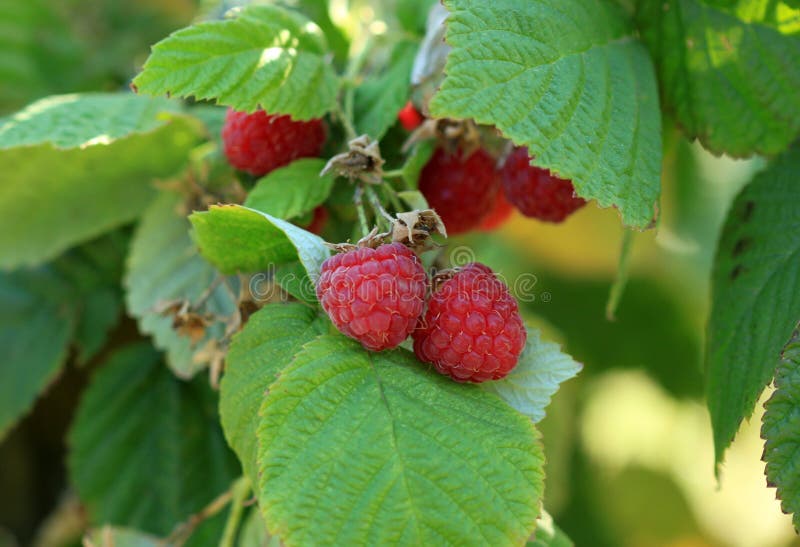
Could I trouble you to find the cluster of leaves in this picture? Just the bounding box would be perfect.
[0,0,798,543]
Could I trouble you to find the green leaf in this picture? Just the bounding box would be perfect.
[483,328,581,424]
[68,343,239,536]
[761,332,800,531]
[132,5,339,120]
[397,0,437,34]
[238,509,280,547]
[635,0,800,156]
[84,527,160,547]
[706,147,800,465]
[190,204,330,279]
[0,268,75,439]
[280,0,349,65]
[257,335,544,545]
[430,0,662,228]
[55,230,129,364]
[273,261,319,304]
[397,190,429,211]
[401,139,435,190]
[0,93,182,149]
[354,41,417,140]
[244,159,334,220]
[0,95,200,269]
[0,0,83,112]
[220,303,326,485]
[126,191,238,378]
[0,231,129,439]
[528,509,573,547]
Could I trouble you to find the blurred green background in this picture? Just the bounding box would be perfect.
[1,1,797,546]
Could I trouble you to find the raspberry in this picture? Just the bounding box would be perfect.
[413,263,526,383]
[501,147,586,223]
[222,109,326,177]
[316,243,427,351]
[418,147,500,235]
[479,188,514,231]
[302,206,328,235]
[398,101,423,130]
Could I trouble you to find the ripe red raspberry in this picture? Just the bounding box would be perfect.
[479,188,514,231]
[418,147,501,235]
[222,109,326,177]
[413,263,526,383]
[316,243,427,351]
[501,147,586,223]
[398,101,423,130]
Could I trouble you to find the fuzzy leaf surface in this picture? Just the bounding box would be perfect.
[706,147,800,464]
[762,333,800,531]
[132,5,339,120]
[257,335,544,545]
[220,303,326,483]
[483,328,582,424]
[635,0,800,156]
[761,332,800,530]
[430,0,662,228]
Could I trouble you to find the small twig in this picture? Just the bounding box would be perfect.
[193,275,225,309]
[220,477,251,547]
[164,487,235,546]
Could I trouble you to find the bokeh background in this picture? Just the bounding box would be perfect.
[1,1,797,546]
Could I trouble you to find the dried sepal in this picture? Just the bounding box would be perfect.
[321,135,385,184]
[403,118,481,155]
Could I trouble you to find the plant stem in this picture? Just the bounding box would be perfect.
[381,184,403,212]
[354,185,370,236]
[220,476,251,547]
[606,229,635,320]
[364,185,394,230]
[382,169,404,179]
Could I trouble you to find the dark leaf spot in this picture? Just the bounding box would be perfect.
[740,200,755,222]
[730,264,745,280]
[732,237,752,257]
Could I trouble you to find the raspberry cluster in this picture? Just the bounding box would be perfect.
[400,104,585,233]
[316,244,526,383]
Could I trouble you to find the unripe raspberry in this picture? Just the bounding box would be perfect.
[418,147,501,235]
[501,147,586,222]
[413,263,526,382]
[316,243,427,351]
[222,109,326,177]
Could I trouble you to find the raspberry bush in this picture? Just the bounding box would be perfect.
[0,1,799,545]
